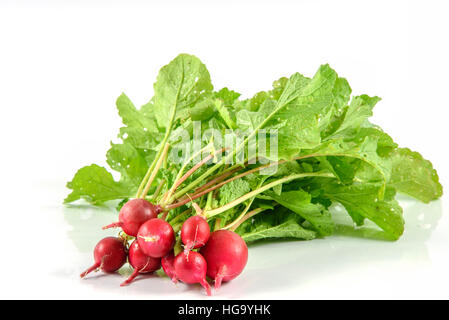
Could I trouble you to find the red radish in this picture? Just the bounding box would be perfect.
[103,198,161,237]
[120,240,161,286]
[137,218,175,258]
[80,237,127,278]
[174,251,211,296]
[200,230,248,290]
[161,251,178,283]
[181,215,210,253]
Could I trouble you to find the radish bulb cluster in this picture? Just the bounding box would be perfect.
[81,198,248,296]
[173,218,248,294]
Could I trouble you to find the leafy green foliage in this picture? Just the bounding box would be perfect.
[237,209,316,242]
[153,54,213,127]
[323,183,404,239]
[265,190,334,236]
[218,179,251,207]
[65,53,442,243]
[389,148,443,203]
[64,164,132,204]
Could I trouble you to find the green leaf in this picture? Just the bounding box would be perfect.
[331,77,352,112]
[389,148,443,203]
[119,127,160,150]
[320,76,352,137]
[236,108,266,132]
[272,161,303,177]
[64,164,132,204]
[153,54,213,128]
[356,127,398,157]
[214,99,237,129]
[116,94,159,133]
[304,134,392,197]
[189,98,216,121]
[116,94,162,149]
[234,66,339,160]
[215,87,241,105]
[323,182,404,239]
[266,189,334,236]
[106,142,149,188]
[218,179,251,206]
[330,95,381,138]
[237,211,316,242]
[263,65,338,158]
[236,77,287,112]
[325,156,358,185]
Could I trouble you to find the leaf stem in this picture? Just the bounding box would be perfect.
[152,179,166,201]
[175,166,241,203]
[165,160,283,210]
[205,190,214,211]
[205,172,335,218]
[140,143,170,199]
[164,147,226,205]
[136,151,160,198]
[168,208,192,224]
[160,144,212,204]
[135,73,183,198]
[229,207,268,232]
[172,89,299,199]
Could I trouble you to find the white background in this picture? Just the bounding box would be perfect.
[1,0,448,299]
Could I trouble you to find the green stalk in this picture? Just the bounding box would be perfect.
[177,166,241,201]
[160,144,211,205]
[205,172,335,218]
[205,191,214,211]
[173,157,279,201]
[165,161,282,210]
[135,79,182,198]
[168,208,192,224]
[228,207,268,232]
[151,179,166,201]
[140,143,170,198]
[136,150,161,198]
[173,94,299,199]
[164,147,225,205]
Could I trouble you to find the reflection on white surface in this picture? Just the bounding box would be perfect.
[60,195,443,299]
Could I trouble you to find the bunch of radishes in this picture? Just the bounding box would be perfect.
[80,198,248,296]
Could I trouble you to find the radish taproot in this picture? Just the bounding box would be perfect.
[80,237,127,278]
[137,218,175,258]
[200,230,248,290]
[103,198,161,237]
[181,215,210,253]
[174,251,211,296]
[120,240,161,286]
[161,251,178,283]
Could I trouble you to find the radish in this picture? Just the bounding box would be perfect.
[103,198,161,237]
[200,230,248,290]
[161,251,178,283]
[137,218,175,258]
[174,251,211,296]
[181,215,210,253]
[120,240,161,286]
[80,237,127,278]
